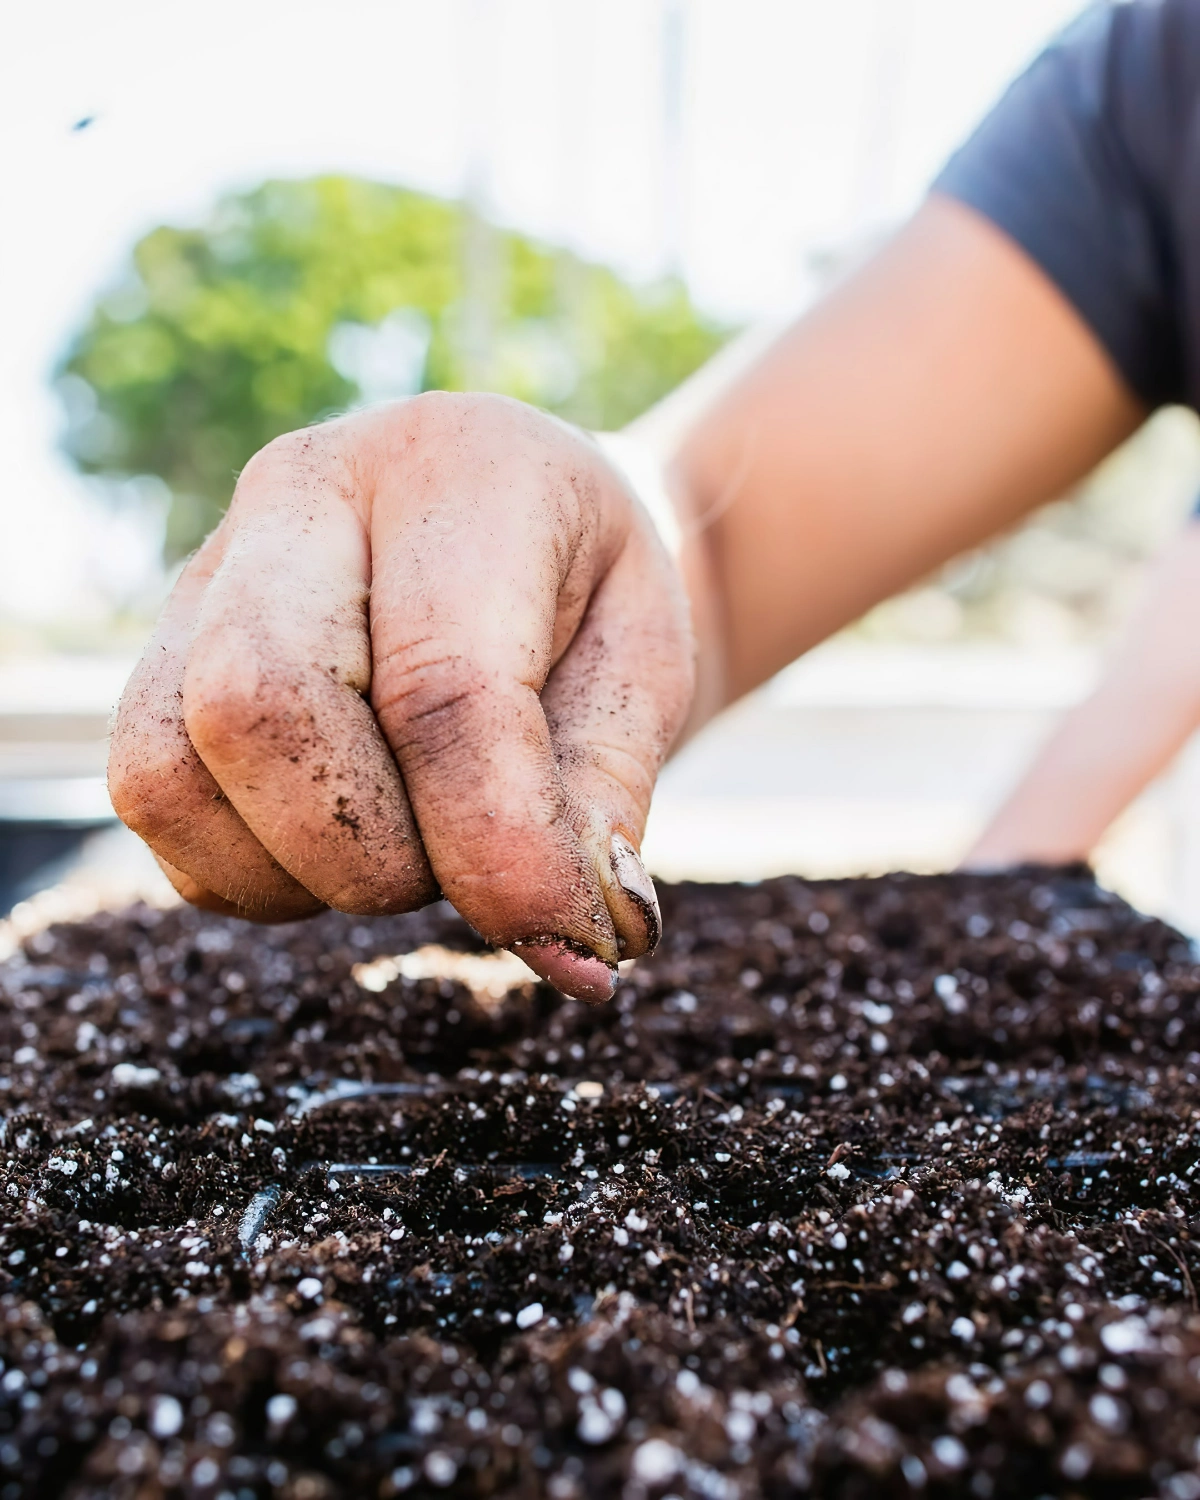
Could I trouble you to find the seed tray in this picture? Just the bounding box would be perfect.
[1,868,1200,1496]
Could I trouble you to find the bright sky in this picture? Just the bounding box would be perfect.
[1,0,1085,624]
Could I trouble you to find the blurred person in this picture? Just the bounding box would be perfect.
[966,508,1200,869]
[110,0,1200,1000]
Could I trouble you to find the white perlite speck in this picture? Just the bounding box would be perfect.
[149,1395,183,1438]
[577,1387,626,1444]
[632,1439,682,1484]
[425,1451,458,1487]
[516,1302,543,1329]
[935,974,968,1014]
[1089,1392,1124,1431]
[576,1404,615,1444]
[1101,1316,1152,1355]
[223,1073,262,1104]
[931,1435,967,1471]
[725,1410,756,1443]
[266,1394,297,1426]
[111,1063,161,1089]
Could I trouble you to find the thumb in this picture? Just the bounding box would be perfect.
[541,510,695,962]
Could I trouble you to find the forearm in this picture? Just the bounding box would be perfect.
[965,681,1197,867]
[644,197,1142,725]
[617,318,795,737]
[967,525,1200,867]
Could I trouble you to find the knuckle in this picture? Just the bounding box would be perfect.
[373,650,491,765]
[385,684,487,767]
[232,423,347,503]
[401,389,469,427]
[242,425,322,474]
[180,688,244,761]
[326,870,439,920]
[181,643,281,760]
[388,390,546,459]
[234,431,306,493]
[400,388,511,431]
[107,679,206,844]
[107,749,192,844]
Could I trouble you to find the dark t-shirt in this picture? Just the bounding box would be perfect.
[934,0,1200,411]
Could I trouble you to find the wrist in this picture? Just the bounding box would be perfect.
[590,429,684,560]
[590,427,727,745]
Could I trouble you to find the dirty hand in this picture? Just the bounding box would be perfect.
[108,393,695,1002]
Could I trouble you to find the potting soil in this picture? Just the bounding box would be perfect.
[2,868,1200,1497]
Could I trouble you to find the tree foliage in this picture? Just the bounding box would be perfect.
[59,176,728,560]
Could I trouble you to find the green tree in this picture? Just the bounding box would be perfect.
[59,176,728,561]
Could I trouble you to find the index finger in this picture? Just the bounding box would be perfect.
[109,529,326,922]
[177,427,438,916]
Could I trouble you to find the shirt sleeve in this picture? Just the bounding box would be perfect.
[934,1,1185,409]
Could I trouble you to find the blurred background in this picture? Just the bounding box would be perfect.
[4,0,1200,935]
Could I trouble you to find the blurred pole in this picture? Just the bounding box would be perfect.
[848,0,915,239]
[553,0,591,420]
[660,0,686,279]
[553,0,586,250]
[460,0,501,391]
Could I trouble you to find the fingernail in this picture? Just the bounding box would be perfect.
[510,939,617,1004]
[610,833,661,952]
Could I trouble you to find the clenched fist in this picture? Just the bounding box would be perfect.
[109,393,695,1002]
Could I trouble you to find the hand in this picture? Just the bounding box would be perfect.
[108,393,695,1001]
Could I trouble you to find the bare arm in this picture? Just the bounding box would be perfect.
[965,521,1200,868]
[112,193,1148,998]
[659,194,1145,719]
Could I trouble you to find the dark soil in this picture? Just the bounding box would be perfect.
[3,867,1200,1498]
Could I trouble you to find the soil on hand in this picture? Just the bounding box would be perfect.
[2,868,1200,1498]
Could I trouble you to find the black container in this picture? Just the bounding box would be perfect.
[0,778,115,915]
